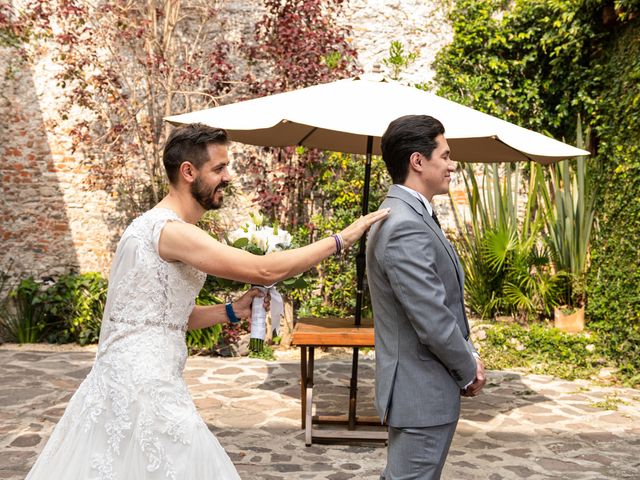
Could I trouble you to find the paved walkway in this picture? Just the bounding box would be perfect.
[1,344,639,479]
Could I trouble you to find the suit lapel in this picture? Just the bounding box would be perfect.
[388,185,461,281]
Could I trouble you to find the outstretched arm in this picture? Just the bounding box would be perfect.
[159,209,390,286]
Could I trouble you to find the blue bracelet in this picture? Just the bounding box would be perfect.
[225,302,240,324]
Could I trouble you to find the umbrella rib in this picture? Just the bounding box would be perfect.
[491,135,534,162]
[297,127,319,146]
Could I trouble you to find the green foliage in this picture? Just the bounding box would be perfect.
[435,0,640,385]
[452,163,565,320]
[248,343,276,360]
[537,118,597,306]
[293,151,390,317]
[39,273,108,345]
[433,0,608,136]
[479,322,611,381]
[0,272,107,345]
[187,279,225,352]
[0,273,46,343]
[586,19,640,385]
[383,41,417,80]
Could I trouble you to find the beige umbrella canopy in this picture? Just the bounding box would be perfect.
[165,75,588,164]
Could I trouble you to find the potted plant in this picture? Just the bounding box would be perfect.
[540,118,596,333]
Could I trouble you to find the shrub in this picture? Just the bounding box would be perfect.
[0,274,46,343]
[188,278,224,352]
[40,273,108,345]
[479,322,611,381]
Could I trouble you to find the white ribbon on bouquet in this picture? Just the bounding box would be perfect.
[250,285,284,341]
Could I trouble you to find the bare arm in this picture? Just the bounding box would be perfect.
[188,288,265,330]
[188,304,231,331]
[159,209,390,285]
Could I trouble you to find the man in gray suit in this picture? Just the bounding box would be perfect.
[367,115,486,479]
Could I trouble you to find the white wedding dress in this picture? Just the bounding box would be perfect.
[26,208,240,480]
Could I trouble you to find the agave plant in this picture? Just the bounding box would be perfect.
[536,116,597,307]
[452,162,566,321]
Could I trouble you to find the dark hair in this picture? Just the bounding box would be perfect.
[162,123,229,184]
[380,115,445,184]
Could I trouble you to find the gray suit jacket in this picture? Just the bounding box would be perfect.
[366,185,477,428]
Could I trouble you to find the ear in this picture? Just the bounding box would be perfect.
[179,161,197,183]
[409,152,423,172]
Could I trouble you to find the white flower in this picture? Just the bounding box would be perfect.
[226,227,246,245]
[251,229,272,252]
[226,213,293,254]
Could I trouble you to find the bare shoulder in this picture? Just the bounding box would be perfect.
[158,219,218,262]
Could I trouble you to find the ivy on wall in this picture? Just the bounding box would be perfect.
[586,25,640,383]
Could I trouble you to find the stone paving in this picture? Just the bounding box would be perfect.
[1,344,640,479]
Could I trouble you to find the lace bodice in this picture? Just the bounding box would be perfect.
[99,208,206,343]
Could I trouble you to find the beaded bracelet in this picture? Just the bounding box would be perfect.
[331,233,344,255]
[225,302,241,324]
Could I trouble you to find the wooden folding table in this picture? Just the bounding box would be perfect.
[292,316,388,445]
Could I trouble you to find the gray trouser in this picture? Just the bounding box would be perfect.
[380,421,458,480]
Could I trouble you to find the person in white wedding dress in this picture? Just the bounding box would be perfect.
[25,123,390,480]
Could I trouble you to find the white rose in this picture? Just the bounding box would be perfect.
[227,227,246,245]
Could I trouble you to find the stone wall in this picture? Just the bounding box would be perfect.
[1,0,467,284]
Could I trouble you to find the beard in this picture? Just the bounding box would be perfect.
[191,176,227,211]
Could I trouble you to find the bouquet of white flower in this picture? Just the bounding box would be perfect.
[226,213,293,352]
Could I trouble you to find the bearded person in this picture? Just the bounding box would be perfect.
[25,123,389,479]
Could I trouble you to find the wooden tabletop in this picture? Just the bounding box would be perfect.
[292,317,375,347]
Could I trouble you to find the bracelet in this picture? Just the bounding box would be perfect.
[225,302,240,324]
[331,233,344,255]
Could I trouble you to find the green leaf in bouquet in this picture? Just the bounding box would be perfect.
[249,212,264,227]
[246,244,265,255]
[233,237,249,248]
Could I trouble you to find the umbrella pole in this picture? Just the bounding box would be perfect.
[354,135,373,326]
[348,135,373,431]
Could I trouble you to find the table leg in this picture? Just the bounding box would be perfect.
[300,346,307,430]
[348,347,359,430]
[305,347,315,446]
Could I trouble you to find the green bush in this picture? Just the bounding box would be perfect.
[188,278,224,352]
[40,273,108,345]
[586,20,640,386]
[0,272,107,345]
[293,151,389,318]
[479,322,611,381]
[0,274,46,343]
[434,0,640,385]
[452,163,565,320]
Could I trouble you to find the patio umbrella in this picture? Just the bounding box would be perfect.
[165,75,587,163]
[165,75,589,324]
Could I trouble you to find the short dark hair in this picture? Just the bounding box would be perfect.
[380,115,445,184]
[163,123,229,184]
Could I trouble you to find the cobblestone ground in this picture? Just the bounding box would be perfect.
[1,344,639,479]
